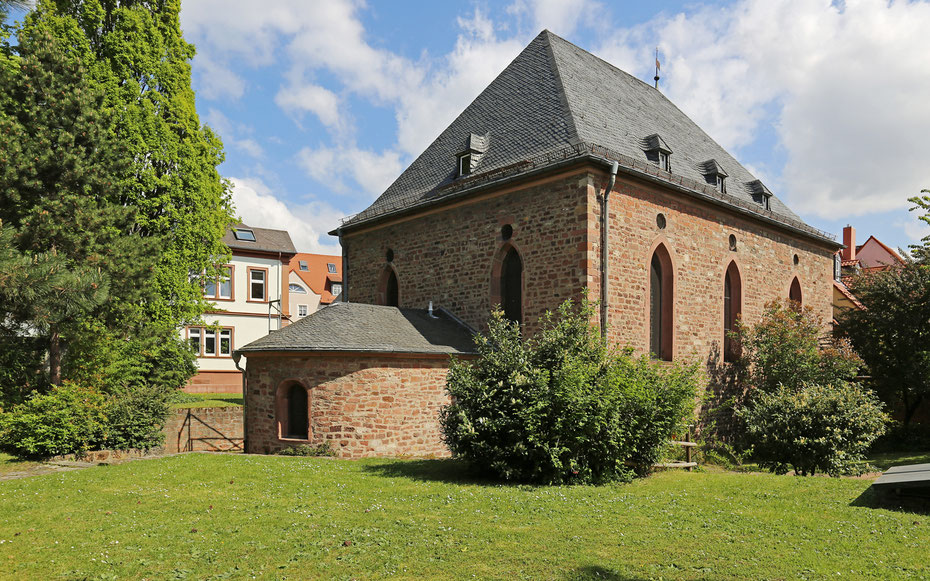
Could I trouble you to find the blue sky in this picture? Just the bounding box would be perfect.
[16,1,930,255]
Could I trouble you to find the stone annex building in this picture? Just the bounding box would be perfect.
[236,31,841,458]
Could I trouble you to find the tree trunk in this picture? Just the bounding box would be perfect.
[49,325,61,386]
[903,394,922,427]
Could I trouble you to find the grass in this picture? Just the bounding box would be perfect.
[868,450,930,472]
[1,454,928,579]
[171,392,243,409]
[0,453,42,477]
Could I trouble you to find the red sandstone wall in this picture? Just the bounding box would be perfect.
[584,170,837,361]
[244,354,456,459]
[344,165,836,365]
[163,407,244,453]
[344,171,592,336]
[184,370,243,394]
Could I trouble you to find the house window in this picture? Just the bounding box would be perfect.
[716,175,726,193]
[233,228,255,241]
[327,263,337,274]
[278,382,309,440]
[202,266,233,300]
[789,277,802,305]
[298,304,308,317]
[249,268,267,301]
[649,245,674,361]
[188,326,233,357]
[188,328,201,354]
[501,247,523,325]
[658,151,671,172]
[204,329,216,356]
[299,260,309,271]
[289,283,307,294]
[219,329,231,356]
[331,283,343,298]
[458,153,471,177]
[724,262,742,362]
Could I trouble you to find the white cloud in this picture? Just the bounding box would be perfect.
[507,0,601,38]
[593,0,930,220]
[204,109,264,159]
[900,215,930,245]
[233,139,265,159]
[185,0,930,228]
[191,53,246,101]
[274,83,347,133]
[229,177,342,254]
[296,146,403,198]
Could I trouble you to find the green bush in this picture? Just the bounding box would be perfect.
[440,299,702,484]
[0,382,107,457]
[104,383,171,451]
[736,299,861,395]
[738,381,887,476]
[276,441,336,457]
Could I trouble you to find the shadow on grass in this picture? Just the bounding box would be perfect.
[361,458,505,486]
[851,485,930,515]
[563,565,647,580]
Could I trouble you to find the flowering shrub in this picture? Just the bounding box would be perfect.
[440,299,702,485]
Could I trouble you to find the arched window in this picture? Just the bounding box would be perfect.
[385,270,399,307]
[789,277,802,305]
[649,244,674,361]
[277,382,309,440]
[724,262,742,362]
[500,247,523,325]
[378,267,399,307]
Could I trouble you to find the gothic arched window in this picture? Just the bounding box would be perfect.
[724,262,742,362]
[649,245,674,361]
[501,247,523,325]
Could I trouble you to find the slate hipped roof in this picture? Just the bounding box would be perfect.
[236,302,476,355]
[337,30,835,245]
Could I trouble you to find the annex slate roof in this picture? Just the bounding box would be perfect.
[223,223,297,255]
[236,302,476,355]
[339,30,833,244]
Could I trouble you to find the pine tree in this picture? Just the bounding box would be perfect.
[0,21,152,386]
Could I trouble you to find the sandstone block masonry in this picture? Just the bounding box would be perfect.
[345,171,591,337]
[586,169,836,359]
[245,353,459,458]
[344,163,836,365]
[163,406,244,453]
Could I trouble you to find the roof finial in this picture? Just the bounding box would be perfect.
[654,47,661,89]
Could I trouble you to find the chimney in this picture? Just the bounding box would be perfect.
[842,225,856,261]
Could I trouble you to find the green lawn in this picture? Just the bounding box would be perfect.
[171,392,243,409]
[0,453,42,477]
[868,450,930,472]
[0,454,927,580]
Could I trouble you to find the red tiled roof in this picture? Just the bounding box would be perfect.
[833,280,865,311]
[290,253,342,304]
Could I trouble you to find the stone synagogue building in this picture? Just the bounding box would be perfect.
[236,31,841,457]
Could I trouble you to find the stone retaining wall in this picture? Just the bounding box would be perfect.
[163,406,244,453]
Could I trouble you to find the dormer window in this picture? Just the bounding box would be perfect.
[746,180,773,211]
[641,134,672,172]
[699,159,728,194]
[455,132,489,178]
[233,228,255,241]
[458,153,472,177]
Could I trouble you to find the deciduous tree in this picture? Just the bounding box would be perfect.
[840,261,930,426]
